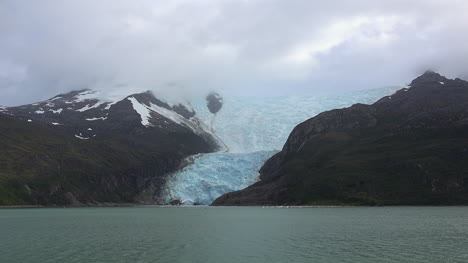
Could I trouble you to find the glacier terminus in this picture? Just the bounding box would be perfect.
[160,87,401,205]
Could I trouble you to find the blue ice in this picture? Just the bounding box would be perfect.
[161,86,401,205]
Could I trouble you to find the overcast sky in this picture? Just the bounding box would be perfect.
[1,0,468,106]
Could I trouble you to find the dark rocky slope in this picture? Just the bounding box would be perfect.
[0,90,219,206]
[213,72,468,206]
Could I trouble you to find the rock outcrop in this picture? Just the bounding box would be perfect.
[206,92,223,114]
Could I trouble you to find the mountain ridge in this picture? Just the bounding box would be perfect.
[213,72,468,206]
[0,89,221,205]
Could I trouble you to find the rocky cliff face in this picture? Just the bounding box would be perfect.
[0,89,219,206]
[213,71,468,206]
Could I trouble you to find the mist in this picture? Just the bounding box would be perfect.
[1,0,468,106]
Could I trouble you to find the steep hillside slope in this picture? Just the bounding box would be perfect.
[213,72,468,206]
[0,90,218,205]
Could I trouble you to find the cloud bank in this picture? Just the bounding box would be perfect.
[1,0,468,105]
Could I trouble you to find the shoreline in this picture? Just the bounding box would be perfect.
[1,204,467,209]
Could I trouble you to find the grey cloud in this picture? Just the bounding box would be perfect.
[1,0,467,105]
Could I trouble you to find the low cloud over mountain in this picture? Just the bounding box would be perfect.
[1,0,468,105]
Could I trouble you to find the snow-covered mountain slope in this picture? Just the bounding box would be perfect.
[3,89,219,147]
[1,88,225,205]
[0,92,221,206]
[160,86,401,205]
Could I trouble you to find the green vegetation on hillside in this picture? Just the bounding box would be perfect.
[0,114,210,205]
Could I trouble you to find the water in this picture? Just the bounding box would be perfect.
[162,87,401,204]
[1,207,467,263]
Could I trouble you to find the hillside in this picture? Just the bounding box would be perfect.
[0,90,218,205]
[213,72,468,206]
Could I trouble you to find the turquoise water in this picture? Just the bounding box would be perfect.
[0,207,467,263]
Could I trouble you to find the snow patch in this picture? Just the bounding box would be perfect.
[74,90,99,102]
[128,97,152,126]
[34,110,45,114]
[50,96,63,101]
[86,117,107,121]
[104,103,114,110]
[51,122,62,126]
[49,108,63,114]
[146,102,187,126]
[27,119,32,122]
[127,96,207,134]
[74,134,89,140]
[87,128,92,131]
[73,89,125,110]
[76,101,106,112]
[440,81,445,85]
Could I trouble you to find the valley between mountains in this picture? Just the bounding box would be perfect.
[1,72,467,206]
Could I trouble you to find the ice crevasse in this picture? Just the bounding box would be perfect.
[160,87,401,205]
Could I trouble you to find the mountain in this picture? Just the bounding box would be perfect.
[213,72,468,206]
[159,87,400,205]
[0,89,220,206]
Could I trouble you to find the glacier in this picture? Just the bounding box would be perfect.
[160,86,401,205]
